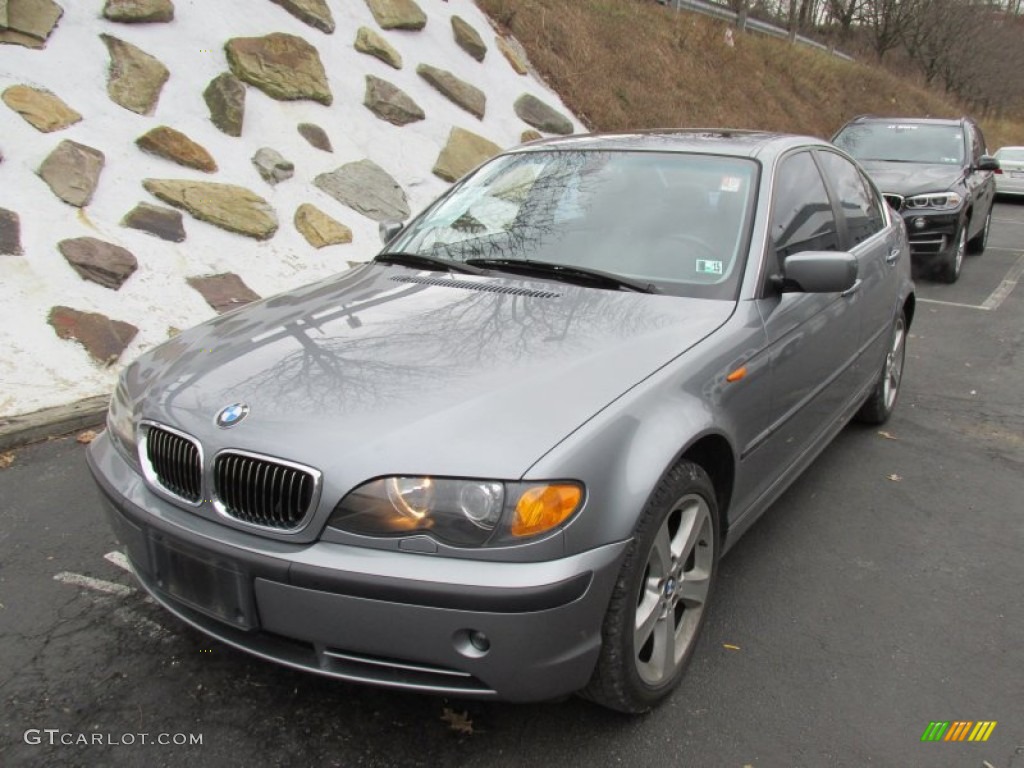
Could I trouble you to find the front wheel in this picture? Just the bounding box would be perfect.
[856,310,907,425]
[939,224,967,283]
[581,461,719,713]
[967,209,991,255]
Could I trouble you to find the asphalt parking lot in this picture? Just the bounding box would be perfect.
[1,201,1022,768]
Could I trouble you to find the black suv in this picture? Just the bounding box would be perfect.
[832,116,999,283]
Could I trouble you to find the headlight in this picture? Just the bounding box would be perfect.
[329,477,583,547]
[904,192,963,210]
[106,376,138,461]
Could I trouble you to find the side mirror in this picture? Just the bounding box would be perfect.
[379,220,404,246]
[978,155,1000,172]
[774,251,858,294]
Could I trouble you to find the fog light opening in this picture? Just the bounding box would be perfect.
[453,628,491,659]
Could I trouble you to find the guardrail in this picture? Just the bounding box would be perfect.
[662,0,855,62]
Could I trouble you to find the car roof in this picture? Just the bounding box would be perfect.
[514,129,832,159]
[843,115,968,127]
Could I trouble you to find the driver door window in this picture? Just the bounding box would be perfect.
[769,152,839,265]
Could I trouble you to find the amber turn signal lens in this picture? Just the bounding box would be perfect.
[511,484,582,537]
[726,365,747,383]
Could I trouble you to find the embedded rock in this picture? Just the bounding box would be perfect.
[252,147,294,185]
[451,16,485,62]
[2,84,81,132]
[496,36,528,75]
[101,34,169,115]
[121,201,185,242]
[0,0,63,48]
[521,129,543,143]
[0,208,22,255]
[143,179,278,240]
[297,122,332,152]
[187,273,261,314]
[363,0,425,31]
[314,159,409,222]
[354,26,401,69]
[102,0,174,23]
[514,93,573,136]
[416,64,484,119]
[48,306,138,365]
[58,237,137,290]
[363,74,423,126]
[136,126,217,172]
[225,33,332,106]
[294,203,352,248]
[204,72,246,137]
[432,127,501,183]
[269,0,333,34]
[38,139,105,207]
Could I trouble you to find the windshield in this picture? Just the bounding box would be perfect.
[996,148,1024,162]
[384,150,759,299]
[834,122,966,165]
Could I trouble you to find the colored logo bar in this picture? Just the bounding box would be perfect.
[921,721,997,742]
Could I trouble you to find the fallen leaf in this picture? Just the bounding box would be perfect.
[723,643,741,651]
[887,473,902,482]
[441,707,474,735]
[877,431,899,440]
[0,452,14,469]
[77,430,98,444]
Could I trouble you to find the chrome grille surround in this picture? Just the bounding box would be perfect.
[212,449,321,532]
[139,421,204,506]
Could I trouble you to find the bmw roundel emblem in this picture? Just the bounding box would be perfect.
[216,402,249,428]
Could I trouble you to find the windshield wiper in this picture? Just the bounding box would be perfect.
[465,258,658,294]
[375,251,487,275]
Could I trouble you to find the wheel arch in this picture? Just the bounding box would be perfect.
[902,292,916,329]
[679,433,735,541]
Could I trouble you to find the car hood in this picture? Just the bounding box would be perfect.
[129,264,734,483]
[857,160,963,197]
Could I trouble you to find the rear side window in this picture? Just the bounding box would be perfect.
[770,152,839,260]
[817,151,886,247]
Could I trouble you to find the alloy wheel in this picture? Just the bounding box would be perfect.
[954,226,966,277]
[634,493,714,686]
[883,315,906,411]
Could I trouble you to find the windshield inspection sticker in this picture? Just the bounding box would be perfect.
[720,176,742,192]
[696,259,723,275]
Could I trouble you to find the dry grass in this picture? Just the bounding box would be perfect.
[479,0,1024,148]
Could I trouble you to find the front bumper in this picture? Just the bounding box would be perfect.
[898,209,961,263]
[87,433,627,701]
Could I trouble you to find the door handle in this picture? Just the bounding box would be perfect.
[886,248,901,265]
[841,279,863,298]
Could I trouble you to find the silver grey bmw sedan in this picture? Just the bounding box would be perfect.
[88,130,914,713]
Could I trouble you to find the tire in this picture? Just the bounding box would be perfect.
[581,461,719,713]
[966,208,991,255]
[939,224,967,283]
[856,310,907,425]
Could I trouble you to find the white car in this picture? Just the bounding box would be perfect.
[995,146,1024,197]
